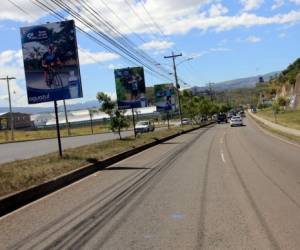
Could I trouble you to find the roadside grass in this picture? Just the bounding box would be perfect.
[0,122,170,144]
[256,108,300,130]
[0,125,194,198]
[0,125,110,143]
[251,115,300,144]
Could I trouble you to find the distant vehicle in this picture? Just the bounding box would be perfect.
[238,111,246,117]
[182,118,191,125]
[230,116,243,127]
[251,107,257,113]
[217,113,227,124]
[135,120,155,133]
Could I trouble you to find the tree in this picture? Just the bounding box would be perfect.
[272,101,280,123]
[97,92,129,139]
[110,110,129,139]
[277,96,287,108]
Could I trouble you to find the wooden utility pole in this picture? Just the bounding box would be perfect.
[0,76,16,140]
[164,52,183,126]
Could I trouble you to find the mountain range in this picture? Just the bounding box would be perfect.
[189,71,280,93]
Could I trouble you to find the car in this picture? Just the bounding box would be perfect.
[251,107,257,113]
[238,111,246,117]
[135,120,155,133]
[182,118,191,125]
[230,116,243,127]
[227,112,234,119]
[217,113,228,124]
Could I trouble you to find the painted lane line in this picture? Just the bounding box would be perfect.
[221,150,226,163]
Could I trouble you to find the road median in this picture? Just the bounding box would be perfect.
[0,122,214,217]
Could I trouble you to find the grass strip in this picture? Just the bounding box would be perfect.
[0,126,193,197]
[251,115,300,144]
[256,108,300,130]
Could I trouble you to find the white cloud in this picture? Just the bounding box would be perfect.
[0,0,48,22]
[78,48,119,65]
[246,35,262,43]
[272,0,284,10]
[139,40,174,51]
[240,0,264,11]
[208,3,228,17]
[1,1,300,38]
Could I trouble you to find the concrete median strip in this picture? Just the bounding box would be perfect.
[0,122,214,217]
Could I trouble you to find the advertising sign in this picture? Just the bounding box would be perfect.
[20,20,83,104]
[154,83,176,111]
[114,67,146,109]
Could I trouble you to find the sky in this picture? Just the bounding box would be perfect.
[0,0,300,108]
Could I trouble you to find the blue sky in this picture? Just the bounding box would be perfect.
[0,0,300,107]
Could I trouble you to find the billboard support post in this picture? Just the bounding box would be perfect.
[54,100,63,157]
[62,99,71,136]
[132,108,136,138]
[89,110,94,134]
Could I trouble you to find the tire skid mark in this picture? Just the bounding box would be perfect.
[11,128,211,250]
[196,131,218,250]
[39,126,213,250]
[224,133,281,250]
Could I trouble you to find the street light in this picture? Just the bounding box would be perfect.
[176,57,194,67]
[0,76,16,140]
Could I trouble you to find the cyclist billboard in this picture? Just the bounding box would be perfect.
[114,67,147,109]
[154,83,177,111]
[20,20,83,104]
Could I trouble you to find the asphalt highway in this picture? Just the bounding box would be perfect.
[0,130,134,164]
[0,117,300,249]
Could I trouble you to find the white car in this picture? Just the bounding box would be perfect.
[182,118,191,125]
[135,120,155,133]
[230,116,243,127]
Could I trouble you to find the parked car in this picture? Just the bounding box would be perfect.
[217,113,227,124]
[135,120,155,133]
[182,118,191,125]
[230,116,243,127]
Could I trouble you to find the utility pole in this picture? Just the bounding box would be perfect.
[0,76,16,140]
[208,82,214,102]
[164,52,183,126]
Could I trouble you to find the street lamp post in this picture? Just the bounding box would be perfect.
[164,53,194,126]
[0,76,16,140]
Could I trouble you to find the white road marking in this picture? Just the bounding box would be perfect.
[221,152,226,163]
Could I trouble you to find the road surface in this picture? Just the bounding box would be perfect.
[0,117,300,249]
[0,130,133,164]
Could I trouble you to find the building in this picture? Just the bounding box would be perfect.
[0,112,33,129]
[32,106,159,127]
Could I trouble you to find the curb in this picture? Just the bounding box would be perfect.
[0,122,214,217]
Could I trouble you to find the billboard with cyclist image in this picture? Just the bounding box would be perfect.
[114,67,147,109]
[154,83,177,112]
[20,20,83,104]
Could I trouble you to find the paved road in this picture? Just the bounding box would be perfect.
[1,118,300,249]
[0,130,134,164]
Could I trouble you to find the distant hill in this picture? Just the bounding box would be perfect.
[190,71,280,93]
[0,100,100,114]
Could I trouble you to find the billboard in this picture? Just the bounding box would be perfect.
[114,67,146,109]
[154,83,177,111]
[20,20,83,104]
